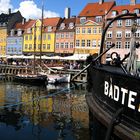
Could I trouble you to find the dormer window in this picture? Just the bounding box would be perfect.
[95,16,102,22]
[80,17,86,24]
[60,23,65,30]
[27,28,32,33]
[122,10,128,14]
[69,22,74,29]
[17,29,22,36]
[134,9,140,14]
[48,26,52,32]
[10,29,14,36]
[112,11,117,17]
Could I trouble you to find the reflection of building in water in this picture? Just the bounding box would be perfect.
[0,83,6,107]
[52,94,89,128]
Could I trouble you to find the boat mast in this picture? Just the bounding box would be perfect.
[33,22,37,74]
[40,0,44,66]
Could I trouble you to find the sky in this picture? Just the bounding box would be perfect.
[0,0,140,20]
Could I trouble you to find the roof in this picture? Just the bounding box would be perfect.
[78,2,115,17]
[56,17,76,32]
[43,17,61,26]
[15,19,36,30]
[107,4,140,18]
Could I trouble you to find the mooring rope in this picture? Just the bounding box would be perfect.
[0,82,86,109]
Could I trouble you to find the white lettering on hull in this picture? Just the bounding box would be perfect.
[104,81,138,111]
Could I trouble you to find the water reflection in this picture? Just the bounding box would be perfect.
[0,80,90,140]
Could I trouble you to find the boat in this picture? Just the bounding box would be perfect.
[14,73,47,85]
[73,13,140,140]
[47,74,71,84]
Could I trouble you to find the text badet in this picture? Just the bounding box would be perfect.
[104,81,140,112]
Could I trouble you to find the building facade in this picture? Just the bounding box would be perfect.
[55,17,76,56]
[106,1,140,60]
[0,10,23,56]
[75,1,115,55]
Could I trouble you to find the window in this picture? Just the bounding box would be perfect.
[25,44,28,49]
[122,10,128,14]
[29,44,32,50]
[43,44,46,49]
[125,41,130,49]
[136,19,140,26]
[48,34,51,40]
[70,42,73,48]
[66,33,69,38]
[106,41,112,48]
[81,40,85,47]
[29,35,32,40]
[93,27,97,34]
[47,44,50,49]
[107,31,112,38]
[65,42,68,48]
[76,28,80,34]
[112,11,117,17]
[38,35,41,40]
[87,28,91,34]
[116,31,122,38]
[56,33,60,39]
[95,16,102,22]
[60,43,64,48]
[61,33,64,38]
[135,30,140,38]
[92,40,96,47]
[25,36,28,40]
[48,26,52,32]
[38,44,41,49]
[70,32,74,38]
[116,41,122,48]
[125,19,131,26]
[117,20,122,27]
[80,17,86,24]
[60,23,65,30]
[76,40,80,47]
[98,27,102,34]
[87,40,91,47]
[134,9,140,14]
[125,31,131,38]
[56,43,59,49]
[98,40,101,47]
[43,34,46,40]
[82,28,86,34]
[69,22,74,29]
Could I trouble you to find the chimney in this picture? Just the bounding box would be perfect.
[65,7,70,19]
[99,0,104,4]
[8,8,11,14]
[130,0,136,5]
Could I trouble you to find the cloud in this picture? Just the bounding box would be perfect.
[14,0,60,20]
[0,0,13,14]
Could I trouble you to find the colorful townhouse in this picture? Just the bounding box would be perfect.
[0,9,23,56]
[75,0,115,55]
[23,17,61,55]
[106,0,140,60]
[55,17,76,56]
[6,20,26,55]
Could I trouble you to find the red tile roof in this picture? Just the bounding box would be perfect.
[79,2,115,17]
[43,17,61,26]
[107,4,140,18]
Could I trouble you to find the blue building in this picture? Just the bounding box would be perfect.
[6,21,25,55]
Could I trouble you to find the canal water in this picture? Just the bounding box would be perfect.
[0,77,119,140]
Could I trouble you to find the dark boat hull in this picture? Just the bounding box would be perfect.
[86,64,140,140]
[13,75,47,86]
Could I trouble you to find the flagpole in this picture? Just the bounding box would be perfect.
[40,0,44,66]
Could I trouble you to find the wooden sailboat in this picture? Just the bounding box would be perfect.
[13,1,48,86]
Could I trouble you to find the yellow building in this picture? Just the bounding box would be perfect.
[23,18,61,55]
[0,28,7,56]
[75,19,102,55]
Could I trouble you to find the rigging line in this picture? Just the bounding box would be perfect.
[0,82,86,109]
